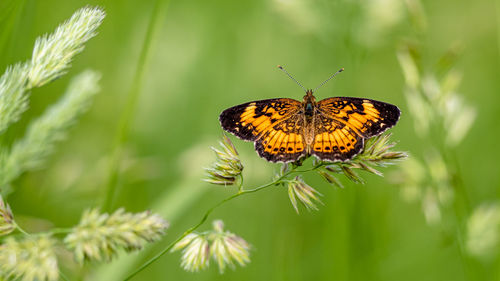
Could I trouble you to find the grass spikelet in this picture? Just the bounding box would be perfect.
[64,208,169,264]
[204,135,243,186]
[0,70,101,186]
[0,236,59,281]
[28,7,105,87]
[0,195,15,236]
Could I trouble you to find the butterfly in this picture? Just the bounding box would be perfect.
[219,66,400,163]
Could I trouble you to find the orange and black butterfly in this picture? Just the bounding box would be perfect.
[219,66,400,163]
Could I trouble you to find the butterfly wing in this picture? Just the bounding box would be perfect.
[311,97,400,161]
[309,113,365,161]
[219,98,307,163]
[317,97,400,138]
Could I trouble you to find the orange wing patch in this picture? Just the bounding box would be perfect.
[238,101,297,137]
[220,98,307,162]
[255,113,306,162]
[220,98,301,141]
[261,131,304,155]
[310,120,364,161]
[311,97,400,161]
[317,97,399,139]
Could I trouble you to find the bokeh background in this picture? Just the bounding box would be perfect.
[1,0,499,280]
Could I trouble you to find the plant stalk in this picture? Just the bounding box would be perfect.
[103,0,169,211]
[123,166,297,280]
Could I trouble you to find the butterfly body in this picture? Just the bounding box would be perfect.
[220,89,400,163]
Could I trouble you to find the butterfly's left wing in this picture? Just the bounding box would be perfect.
[317,97,400,138]
[219,98,307,163]
[311,97,400,161]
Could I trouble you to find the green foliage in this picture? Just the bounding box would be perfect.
[127,133,405,278]
[1,0,498,280]
[395,8,476,226]
[0,6,105,190]
[0,6,169,281]
[0,7,104,138]
[0,71,100,187]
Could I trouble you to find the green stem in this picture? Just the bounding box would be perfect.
[496,0,500,63]
[123,167,295,280]
[59,270,70,281]
[294,164,327,173]
[9,221,72,279]
[9,224,72,239]
[49,227,72,235]
[238,173,244,192]
[103,0,169,211]
[448,148,471,214]
[13,221,30,236]
[433,117,473,280]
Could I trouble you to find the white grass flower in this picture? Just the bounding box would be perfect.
[422,188,442,224]
[358,0,404,46]
[396,42,475,226]
[0,236,59,281]
[443,94,477,146]
[0,7,104,140]
[211,236,230,273]
[211,234,251,273]
[212,219,225,233]
[179,234,211,272]
[171,233,199,252]
[395,158,426,202]
[466,203,500,259]
[288,176,322,213]
[204,135,243,186]
[0,195,15,236]
[0,63,30,134]
[0,70,101,186]
[64,208,169,263]
[221,234,250,269]
[210,219,250,273]
[172,220,251,273]
[397,45,420,89]
[28,6,105,87]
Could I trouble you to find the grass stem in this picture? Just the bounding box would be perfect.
[103,0,169,211]
[123,165,298,280]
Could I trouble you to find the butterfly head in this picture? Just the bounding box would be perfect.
[303,90,316,117]
[303,89,316,102]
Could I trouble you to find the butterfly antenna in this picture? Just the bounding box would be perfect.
[278,65,307,92]
[313,67,344,93]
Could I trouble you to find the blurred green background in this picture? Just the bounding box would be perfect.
[1,0,499,280]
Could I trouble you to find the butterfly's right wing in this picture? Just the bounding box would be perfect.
[219,98,307,162]
[317,97,400,138]
[310,97,400,162]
